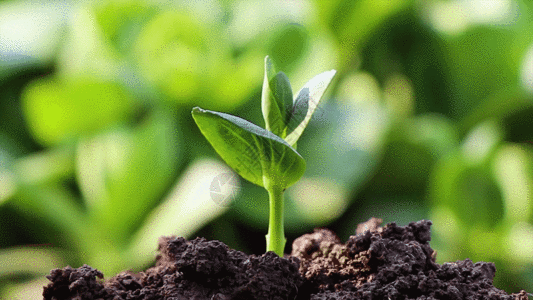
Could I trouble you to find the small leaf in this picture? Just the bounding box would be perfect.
[192,107,306,189]
[285,70,336,147]
[261,56,293,137]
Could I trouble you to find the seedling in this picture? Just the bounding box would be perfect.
[192,56,335,256]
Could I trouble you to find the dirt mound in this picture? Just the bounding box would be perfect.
[43,219,529,299]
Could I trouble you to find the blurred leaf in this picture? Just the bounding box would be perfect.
[461,120,504,167]
[2,277,50,300]
[13,184,88,252]
[408,114,458,159]
[365,114,458,195]
[430,121,506,227]
[430,155,505,229]
[302,101,388,187]
[428,121,515,280]
[13,144,75,186]
[0,1,70,80]
[360,12,454,117]
[22,78,133,146]
[207,50,264,110]
[76,109,180,241]
[444,27,521,119]
[268,23,310,72]
[456,168,504,226]
[492,144,533,224]
[93,0,159,56]
[57,4,122,80]
[286,177,350,226]
[133,10,208,103]
[0,246,65,278]
[0,171,16,206]
[127,158,234,267]
[0,134,19,205]
[329,0,413,58]
[460,86,533,138]
[0,69,49,154]
[505,221,533,266]
[2,143,75,220]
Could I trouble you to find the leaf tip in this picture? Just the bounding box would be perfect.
[192,106,205,114]
[264,56,276,78]
[325,70,337,80]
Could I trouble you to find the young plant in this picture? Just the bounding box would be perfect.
[192,56,335,256]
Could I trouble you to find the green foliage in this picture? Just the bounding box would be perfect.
[22,78,132,145]
[192,107,306,190]
[193,56,335,255]
[284,68,336,147]
[262,56,293,137]
[261,56,337,148]
[1,0,533,297]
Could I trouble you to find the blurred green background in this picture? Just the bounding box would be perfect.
[1,0,533,298]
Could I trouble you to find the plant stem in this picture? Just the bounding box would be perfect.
[265,182,286,256]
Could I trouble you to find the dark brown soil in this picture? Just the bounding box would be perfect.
[43,219,529,300]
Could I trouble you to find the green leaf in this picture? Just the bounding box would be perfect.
[192,107,306,189]
[93,0,159,55]
[261,56,293,137]
[76,109,180,241]
[285,69,336,147]
[133,10,208,103]
[22,77,132,145]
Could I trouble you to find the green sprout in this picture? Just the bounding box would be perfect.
[192,56,336,256]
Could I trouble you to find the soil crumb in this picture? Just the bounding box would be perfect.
[43,219,529,300]
[291,219,528,300]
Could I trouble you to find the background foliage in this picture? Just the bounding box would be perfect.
[1,0,533,298]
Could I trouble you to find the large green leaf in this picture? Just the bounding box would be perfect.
[285,69,336,147]
[261,56,293,137]
[22,77,132,145]
[76,109,180,241]
[192,107,305,189]
[93,0,159,56]
[133,10,208,103]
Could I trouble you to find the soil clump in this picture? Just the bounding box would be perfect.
[43,219,529,299]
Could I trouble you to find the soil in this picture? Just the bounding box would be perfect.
[43,218,529,300]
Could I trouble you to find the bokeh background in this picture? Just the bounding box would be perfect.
[1,0,533,298]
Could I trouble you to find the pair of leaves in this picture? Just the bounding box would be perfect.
[262,56,337,148]
[192,56,336,190]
